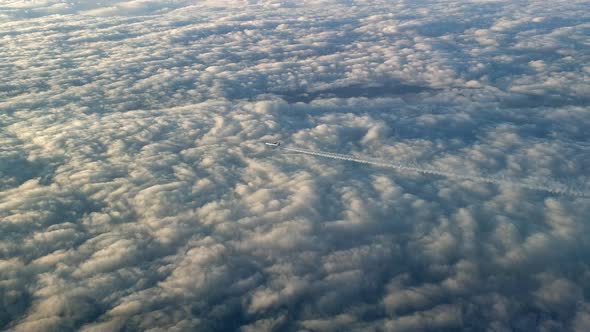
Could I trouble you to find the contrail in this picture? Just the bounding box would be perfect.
[281,146,588,197]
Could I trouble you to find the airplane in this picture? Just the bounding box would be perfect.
[265,141,281,147]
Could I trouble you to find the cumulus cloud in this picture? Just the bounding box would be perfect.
[1,0,589,331]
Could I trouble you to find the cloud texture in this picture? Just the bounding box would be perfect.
[1,0,589,331]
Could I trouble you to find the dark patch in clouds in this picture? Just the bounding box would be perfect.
[278,82,433,104]
[1,0,589,331]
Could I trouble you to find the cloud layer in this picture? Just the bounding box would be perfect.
[1,0,589,331]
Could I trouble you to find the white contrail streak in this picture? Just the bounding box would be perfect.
[281,146,588,197]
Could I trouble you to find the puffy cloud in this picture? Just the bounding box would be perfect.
[1,0,589,331]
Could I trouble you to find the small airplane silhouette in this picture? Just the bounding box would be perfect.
[265,141,281,147]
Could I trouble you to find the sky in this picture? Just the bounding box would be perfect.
[1,0,589,331]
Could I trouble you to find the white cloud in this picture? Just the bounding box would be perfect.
[1,0,589,330]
